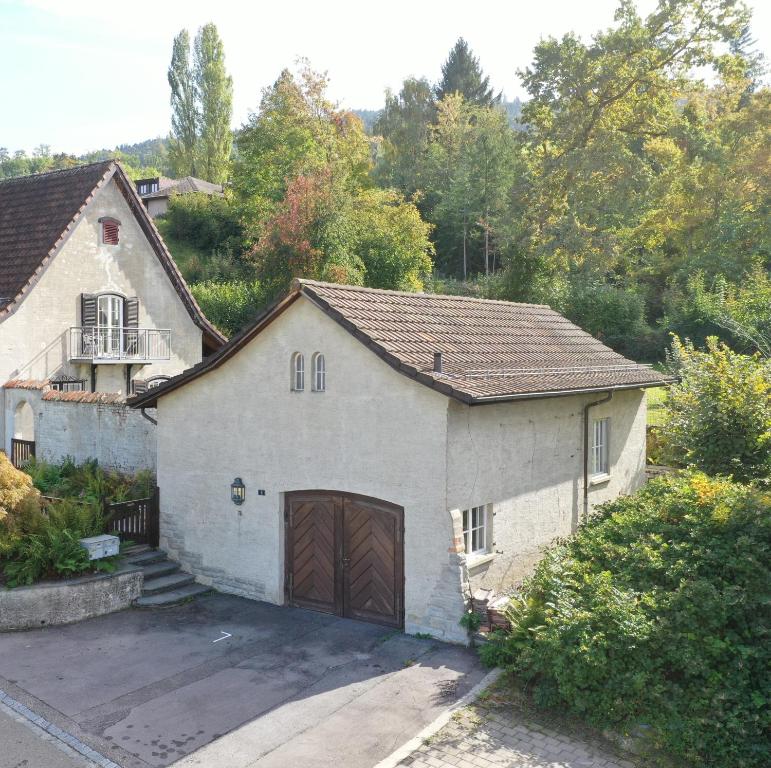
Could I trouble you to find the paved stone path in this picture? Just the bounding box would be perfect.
[398,701,637,768]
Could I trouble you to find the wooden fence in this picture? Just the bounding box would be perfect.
[104,488,160,547]
[11,438,35,468]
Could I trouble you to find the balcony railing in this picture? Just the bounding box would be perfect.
[70,327,171,363]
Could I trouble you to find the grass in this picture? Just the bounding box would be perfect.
[647,386,668,427]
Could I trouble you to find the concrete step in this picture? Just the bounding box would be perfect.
[122,544,151,557]
[125,549,167,566]
[142,572,195,595]
[140,560,180,579]
[134,583,212,608]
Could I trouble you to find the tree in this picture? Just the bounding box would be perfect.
[373,77,434,193]
[435,38,499,106]
[194,23,233,184]
[233,63,370,238]
[248,170,433,299]
[168,29,198,177]
[661,336,771,480]
[500,0,763,315]
[424,96,518,279]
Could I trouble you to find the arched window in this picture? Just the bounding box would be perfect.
[312,353,326,392]
[291,353,305,391]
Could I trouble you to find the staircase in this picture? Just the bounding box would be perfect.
[123,545,212,607]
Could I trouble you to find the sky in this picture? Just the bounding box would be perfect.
[1,0,769,155]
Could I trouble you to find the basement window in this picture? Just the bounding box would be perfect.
[291,352,305,392]
[99,217,120,245]
[462,506,489,557]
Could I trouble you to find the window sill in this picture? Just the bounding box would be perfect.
[466,552,496,571]
[589,473,611,486]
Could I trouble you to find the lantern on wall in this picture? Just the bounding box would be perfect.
[231,477,246,506]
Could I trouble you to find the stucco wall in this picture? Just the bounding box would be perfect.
[146,198,168,218]
[155,297,468,642]
[0,174,203,446]
[4,386,156,474]
[446,389,647,593]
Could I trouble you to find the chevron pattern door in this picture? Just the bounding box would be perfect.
[285,492,404,628]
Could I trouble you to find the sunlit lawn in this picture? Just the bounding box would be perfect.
[647,386,668,427]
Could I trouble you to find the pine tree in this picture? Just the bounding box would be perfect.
[167,30,198,177]
[435,38,499,106]
[194,23,233,184]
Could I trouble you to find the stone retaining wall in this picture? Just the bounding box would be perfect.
[0,566,142,631]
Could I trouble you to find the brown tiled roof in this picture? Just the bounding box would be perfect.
[42,391,124,404]
[3,379,50,390]
[0,161,225,349]
[130,280,673,409]
[0,161,113,308]
[141,176,223,200]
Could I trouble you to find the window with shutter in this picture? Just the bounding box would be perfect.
[81,294,97,327]
[98,217,120,245]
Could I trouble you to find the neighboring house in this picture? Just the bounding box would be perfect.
[135,175,224,218]
[0,160,225,469]
[131,280,671,643]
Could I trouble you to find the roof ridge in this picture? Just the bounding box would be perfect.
[0,159,116,185]
[296,279,551,309]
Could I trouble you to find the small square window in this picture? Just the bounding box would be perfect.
[462,506,488,556]
[591,418,610,477]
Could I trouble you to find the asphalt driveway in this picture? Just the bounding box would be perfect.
[0,594,485,768]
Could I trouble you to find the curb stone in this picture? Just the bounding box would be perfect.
[371,667,503,768]
[0,688,120,768]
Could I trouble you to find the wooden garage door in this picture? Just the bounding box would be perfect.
[285,492,404,628]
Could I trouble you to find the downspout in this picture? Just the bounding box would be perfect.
[140,408,157,426]
[583,390,613,522]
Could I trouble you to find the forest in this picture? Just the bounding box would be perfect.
[1,0,768,360]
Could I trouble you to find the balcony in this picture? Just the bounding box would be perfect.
[70,327,171,363]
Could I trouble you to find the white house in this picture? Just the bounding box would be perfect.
[0,160,224,470]
[131,280,671,642]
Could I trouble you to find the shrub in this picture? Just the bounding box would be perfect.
[661,337,771,481]
[558,281,663,360]
[164,192,243,255]
[0,451,39,519]
[190,279,266,337]
[487,472,770,767]
[23,457,153,504]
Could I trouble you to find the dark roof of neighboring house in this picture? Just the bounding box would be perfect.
[140,175,224,200]
[0,161,225,349]
[130,279,673,409]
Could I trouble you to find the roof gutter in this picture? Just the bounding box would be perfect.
[583,390,613,523]
[466,379,672,405]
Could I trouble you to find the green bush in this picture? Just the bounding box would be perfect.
[164,192,243,255]
[24,457,153,504]
[558,281,663,360]
[661,337,771,481]
[487,472,770,767]
[190,279,266,337]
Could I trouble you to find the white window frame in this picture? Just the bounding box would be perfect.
[312,353,326,392]
[462,505,489,557]
[591,417,610,479]
[291,352,305,392]
[96,293,123,358]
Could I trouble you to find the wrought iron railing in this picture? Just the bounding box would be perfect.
[69,327,171,362]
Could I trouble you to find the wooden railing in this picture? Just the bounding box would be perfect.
[11,438,35,468]
[104,488,160,547]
